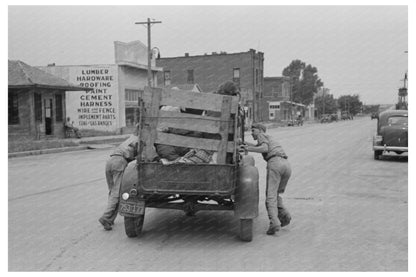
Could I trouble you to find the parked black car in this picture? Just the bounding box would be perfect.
[320,114,337,123]
[373,110,408,160]
[320,114,331,123]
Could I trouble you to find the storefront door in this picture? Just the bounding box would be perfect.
[44,98,53,135]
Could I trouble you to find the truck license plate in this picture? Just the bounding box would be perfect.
[119,201,145,215]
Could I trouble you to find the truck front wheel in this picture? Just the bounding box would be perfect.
[124,214,145,238]
[239,218,253,242]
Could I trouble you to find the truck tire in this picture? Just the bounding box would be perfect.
[239,218,253,242]
[234,165,259,219]
[374,150,382,160]
[124,214,145,238]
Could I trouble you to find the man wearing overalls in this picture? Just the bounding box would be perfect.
[240,123,292,235]
[99,134,138,230]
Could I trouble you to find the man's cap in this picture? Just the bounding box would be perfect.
[217,81,239,96]
[251,123,266,132]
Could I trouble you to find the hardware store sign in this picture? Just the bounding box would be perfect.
[68,66,119,131]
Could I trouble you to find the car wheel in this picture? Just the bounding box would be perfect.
[239,218,253,242]
[374,150,382,160]
[124,214,145,238]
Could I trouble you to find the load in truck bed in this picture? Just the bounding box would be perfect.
[136,86,241,194]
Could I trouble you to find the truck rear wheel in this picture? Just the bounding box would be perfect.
[124,214,145,238]
[239,218,253,242]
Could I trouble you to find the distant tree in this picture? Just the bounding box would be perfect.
[337,94,363,115]
[299,65,323,106]
[282,60,323,106]
[282,60,304,105]
[315,94,337,116]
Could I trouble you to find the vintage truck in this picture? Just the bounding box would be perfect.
[118,87,259,241]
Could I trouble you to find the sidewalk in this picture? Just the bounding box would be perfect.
[9,119,319,158]
[8,134,131,158]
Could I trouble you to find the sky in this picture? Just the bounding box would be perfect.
[7,4,409,105]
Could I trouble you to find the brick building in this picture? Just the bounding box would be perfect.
[262,76,306,122]
[8,60,90,140]
[156,49,264,124]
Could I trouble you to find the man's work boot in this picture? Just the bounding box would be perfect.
[277,196,291,227]
[266,223,281,235]
[278,207,292,227]
[99,217,112,231]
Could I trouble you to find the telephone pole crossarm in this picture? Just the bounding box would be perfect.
[135,20,162,25]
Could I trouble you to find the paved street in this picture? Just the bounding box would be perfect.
[8,117,407,271]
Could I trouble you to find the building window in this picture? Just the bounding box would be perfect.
[233,68,240,84]
[55,93,63,122]
[125,107,139,127]
[8,90,19,125]
[34,93,42,122]
[164,71,171,86]
[125,89,141,102]
[255,69,259,85]
[187,69,194,84]
[125,89,142,126]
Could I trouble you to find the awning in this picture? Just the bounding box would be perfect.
[281,100,306,107]
[117,61,163,72]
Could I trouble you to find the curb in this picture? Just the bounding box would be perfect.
[8,144,120,158]
[9,145,90,158]
[8,135,130,159]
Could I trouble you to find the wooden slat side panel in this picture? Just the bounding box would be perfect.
[153,110,234,134]
[155,132,234,153]
[143,87,238,113]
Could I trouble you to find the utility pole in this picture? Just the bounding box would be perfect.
[135,18,162,87]
[289,78,293,123]
[322,85,325,116]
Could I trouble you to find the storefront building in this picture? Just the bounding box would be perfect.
[262,76,306,122]
[8,60,90,140]
[39,40,162,134]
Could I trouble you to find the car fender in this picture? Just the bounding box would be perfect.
[120,160,138,196]
[234,165,259,219]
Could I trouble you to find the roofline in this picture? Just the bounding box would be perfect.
[38,62,163,72]
[36,64,116,68]
[157,49,263,60]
